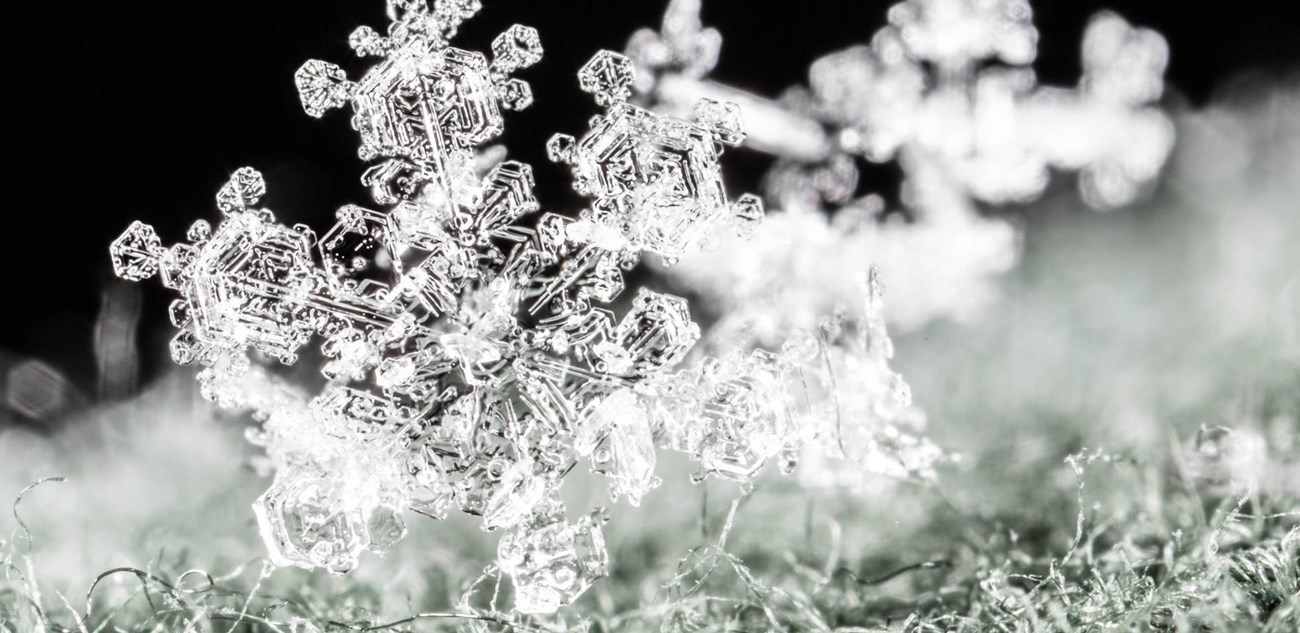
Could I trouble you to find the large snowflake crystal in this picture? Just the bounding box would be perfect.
[106,0,808,614]
[109,0,952,613]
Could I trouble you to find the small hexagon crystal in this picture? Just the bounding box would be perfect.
[578,50,635,107]
[294,60,350,118]
[492,24,543,72]
[110,221,163,281]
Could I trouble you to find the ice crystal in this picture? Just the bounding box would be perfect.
[548,76,755,263]
[108,0,949,612]
[96,0,807,612]
[109,221,164,282]
[497,495,609,614]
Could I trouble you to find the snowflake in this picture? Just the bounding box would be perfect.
[106,0,935,613]
[109,0,948,613]
[629,0,1173,333]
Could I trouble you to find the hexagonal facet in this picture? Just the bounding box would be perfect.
[295,60,351,118]
[110,221,163,281]
[496,77,534,111]
[603,289,699,376]
[168,299,192,328]
[578,50,636,107]
[216,167,267,214]
[318,204,397,289]
[188,214,316,356]
[253,469,370,575]
[491,24,543,72]
[564,103,733,260]
[497,500,608,614]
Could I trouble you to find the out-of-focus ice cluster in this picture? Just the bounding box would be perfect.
[632,0,1173,334]
[108,0,938,613]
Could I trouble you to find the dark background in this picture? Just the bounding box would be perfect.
[5,0,1296,403]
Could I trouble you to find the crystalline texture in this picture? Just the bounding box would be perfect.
[105,0,951,609]
[216,167,267,213]
[100,0,951,615]
[598,289,699,377]
[578,50,636,107]
[577,389,659,505]
[187,211,319,360]
[551,58,762,264]
[253,467,371,575]
[317,204,398,291]
[491,25,544,74]
[294,60,352,119]
[108,5,769,614]
[497,497,608,613]
[684,352,799,482]
[693,98,745,145]
[109,221,163,281]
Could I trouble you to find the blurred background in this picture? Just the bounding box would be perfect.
[1,1,1296,628]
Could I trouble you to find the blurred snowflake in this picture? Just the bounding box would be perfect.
[632,0,1173,333]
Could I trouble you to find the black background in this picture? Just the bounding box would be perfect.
[6,0,1296,395]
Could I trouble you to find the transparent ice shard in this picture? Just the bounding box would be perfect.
[481,459,548,531]
[578,389,660,505]
[497,496,608,613]
[109,221,163,282]
[253,467,370,575]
